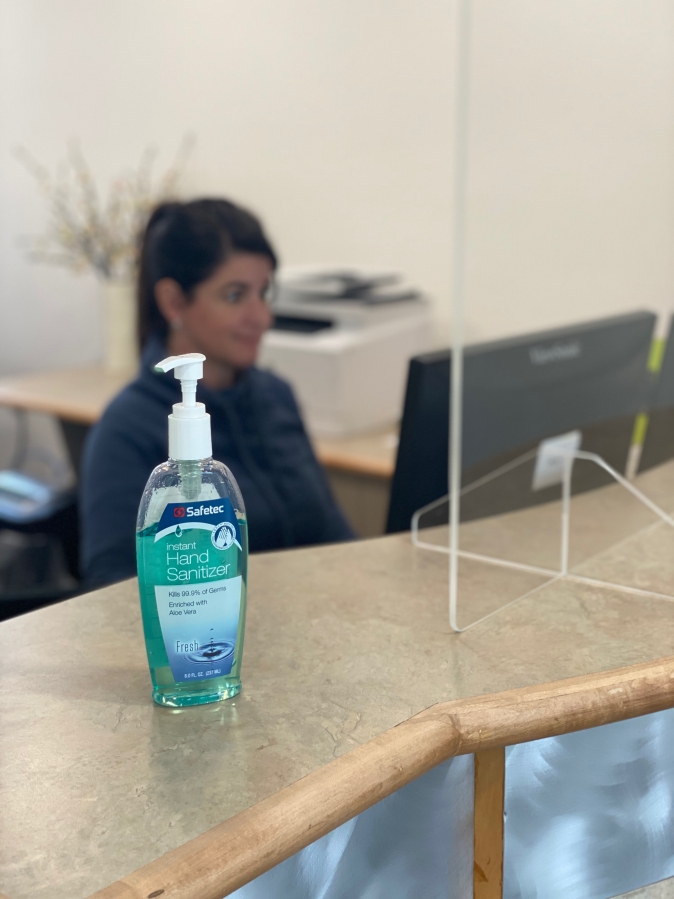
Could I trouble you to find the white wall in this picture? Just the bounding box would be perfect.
[0,0,673,378]
[0,0,455,376]
[464,0,674,342]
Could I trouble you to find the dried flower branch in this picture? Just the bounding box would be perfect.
[14,135,195,280]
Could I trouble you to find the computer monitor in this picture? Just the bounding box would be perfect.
[638,315,674,473]
[386,311,656,533]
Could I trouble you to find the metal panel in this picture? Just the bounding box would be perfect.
[504,709,674,899]
[233,754,474,899]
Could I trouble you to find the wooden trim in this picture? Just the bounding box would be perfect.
[474,747,505,898]
[315,448,394,479]
[85,656,674,899]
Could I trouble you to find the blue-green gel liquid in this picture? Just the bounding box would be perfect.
[136,519,248,708]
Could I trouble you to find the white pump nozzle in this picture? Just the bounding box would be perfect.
[155,353,212,460]
[155,353,204,407]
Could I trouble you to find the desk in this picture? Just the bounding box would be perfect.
[3,463,674,898]
[0,367,397,536]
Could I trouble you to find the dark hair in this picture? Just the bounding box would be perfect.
[137,198,278,347]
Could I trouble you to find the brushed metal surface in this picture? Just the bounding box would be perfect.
[233,755,474,899]
[504,709,674,899]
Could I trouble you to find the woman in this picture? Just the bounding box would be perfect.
[80,198,353,587]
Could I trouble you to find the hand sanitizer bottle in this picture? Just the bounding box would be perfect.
[136,353,248,707]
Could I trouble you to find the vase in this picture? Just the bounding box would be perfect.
[103,279,138,373]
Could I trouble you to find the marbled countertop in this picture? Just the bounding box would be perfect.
[3,462,674,899]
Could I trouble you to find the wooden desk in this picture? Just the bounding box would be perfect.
[0,367,397,536]
[3,462,674,898]
[0,367,133,426]
[312,427,397,536]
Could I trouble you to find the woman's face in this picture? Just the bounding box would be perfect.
[165,252,274,372]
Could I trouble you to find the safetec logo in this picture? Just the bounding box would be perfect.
[186,504,225,517]
[155,499,240,544]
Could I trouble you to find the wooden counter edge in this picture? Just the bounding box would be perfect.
[0,386,98,425]
[82,655,674,899]
[315,447,394,479]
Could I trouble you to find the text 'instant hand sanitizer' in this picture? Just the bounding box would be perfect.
[136,353,248,707]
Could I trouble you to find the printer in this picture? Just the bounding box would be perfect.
[259,266,434,436]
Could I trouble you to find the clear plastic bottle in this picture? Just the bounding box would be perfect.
[135,354,248,707]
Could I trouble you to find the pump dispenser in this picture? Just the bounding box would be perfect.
[154,354,212,462]
[135,353,248,707]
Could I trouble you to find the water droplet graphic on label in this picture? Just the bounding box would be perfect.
[187,640,235,664]
[175,525,182,537]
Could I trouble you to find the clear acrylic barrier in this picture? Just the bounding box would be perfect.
[413,450,674,632]
[412,0,674,632]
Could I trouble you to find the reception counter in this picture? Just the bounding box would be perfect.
[3,462,674,898]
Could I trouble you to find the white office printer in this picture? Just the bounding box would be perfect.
[259,266,434,436]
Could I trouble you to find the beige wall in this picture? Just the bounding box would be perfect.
[0,0,673,377]
[464,0,674,343]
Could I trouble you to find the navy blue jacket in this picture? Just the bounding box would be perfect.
[80,340,353,587]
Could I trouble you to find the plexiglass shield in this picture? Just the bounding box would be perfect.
[402,0,674,632]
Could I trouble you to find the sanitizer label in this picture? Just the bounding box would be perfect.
[147,498,244,683]
[155,578,242,681]
[155,499,242,547]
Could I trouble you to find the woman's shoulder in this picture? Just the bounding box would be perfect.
[95,371,169,444]
[247,366,298,408]
[81,372,168,489]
